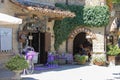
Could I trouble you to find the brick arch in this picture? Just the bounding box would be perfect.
[67,27,96,53]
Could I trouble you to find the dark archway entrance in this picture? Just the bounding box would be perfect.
[73,32,92,58]
[26,32,51,64]
[67,27,96,53]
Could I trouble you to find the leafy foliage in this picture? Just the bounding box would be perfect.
[54,3,109,50]
[83,6,109,27]
[106,45,120,56]
[54,4,84,50]
[5,55,28,71]
[106,0,120,4]
[74,54,88,64]
[112,0,120,3]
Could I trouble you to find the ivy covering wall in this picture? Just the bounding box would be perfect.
[53,3,110,50]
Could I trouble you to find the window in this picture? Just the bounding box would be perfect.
[0,28,12,52]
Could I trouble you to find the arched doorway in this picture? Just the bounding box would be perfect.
[67,27,96,56]
[73,32,92,59]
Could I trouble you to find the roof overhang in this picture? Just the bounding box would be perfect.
[0,13,22,25]
[9,0,75,19]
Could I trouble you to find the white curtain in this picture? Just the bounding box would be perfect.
[0,28,12,51]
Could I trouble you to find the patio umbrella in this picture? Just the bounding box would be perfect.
[0,13,22,25]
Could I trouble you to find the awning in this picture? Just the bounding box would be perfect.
[9,0,75,19]
[0,13,22,25]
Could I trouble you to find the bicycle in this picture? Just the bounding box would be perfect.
[22,46,36,74]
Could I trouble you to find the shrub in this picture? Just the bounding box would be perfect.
[74,54,88,64]
[5,55,28,71]
[106,45,120,56]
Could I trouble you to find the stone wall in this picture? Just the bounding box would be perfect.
[55,0,106,53]
[0,0,23,64]
[0,0,107,65]
[58,27,105,53]
[92,27,105,53]
[46,20,55,51]
[0,0,23,52]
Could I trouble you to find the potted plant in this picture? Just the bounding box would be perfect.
[92,54,106,66]
[74,54,88,64]
[5,55,28,80]
[106,45,120,65]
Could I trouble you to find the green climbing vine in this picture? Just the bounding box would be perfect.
[54,3,110,50]
[83,6,109,27]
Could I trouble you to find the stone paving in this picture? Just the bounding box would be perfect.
[21,65,120,80]
[0,68,14,80]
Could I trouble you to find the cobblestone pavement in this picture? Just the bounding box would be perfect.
[21,65,120,80]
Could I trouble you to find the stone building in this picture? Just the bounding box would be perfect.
[0,0,115,65]
[0,0,75,65]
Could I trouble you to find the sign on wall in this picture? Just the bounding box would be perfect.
[0,28,12,51]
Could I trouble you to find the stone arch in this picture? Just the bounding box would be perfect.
[67,27,96,53]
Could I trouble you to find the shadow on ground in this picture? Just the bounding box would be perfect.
[22,77,38,80]
[34,64,91,74]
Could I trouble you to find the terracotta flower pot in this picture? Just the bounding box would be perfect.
[94,61,105,66]
[107,55,116,64]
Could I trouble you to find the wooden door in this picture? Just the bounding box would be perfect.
[45,32,51,53]
[40,32,51,64]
